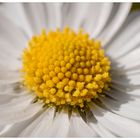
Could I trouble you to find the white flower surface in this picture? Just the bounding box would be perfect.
[0,3,140,137]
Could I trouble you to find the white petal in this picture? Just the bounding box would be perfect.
[106,11,140,59]
[45,3,62,30]
[88,117,116,137]
[0,40,22,61]
[0,124,13,136]
[0,81,25,95]
[68,113,98,137]
[0,125,5,132]
[19,3,48,35]
[43,112,70,137]
[0,8,27,51]
[105,89,140,101]
[1,3,48,37]
[0,95,42,125]
[124,69,140,75]
[0,110,42,137]
[62,3,89,31]
[91,103,140,137]
[98,3,131,46]
[91,3,113,38]
[0,3,33,37]
[19,108,55,137]
[0,93,32,109]
[112,73,140,86]
[100,96,140,121]
[107,12,140,80]
[111,66,140,78]
[0,94,21,105]
[0,70,21,84]
[0,57,21,71]
[112,84,140,96]
[62,3,112,35]
[111,47,140,72]
[0,83,30,105]
[0,9,26,70]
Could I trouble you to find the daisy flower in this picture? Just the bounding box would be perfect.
[0,3,140,137]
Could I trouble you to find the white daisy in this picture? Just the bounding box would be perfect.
[0,3,140,138]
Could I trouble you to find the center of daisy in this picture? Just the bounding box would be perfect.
[21,27,111,108]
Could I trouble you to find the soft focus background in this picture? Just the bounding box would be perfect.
[131,3,140,11]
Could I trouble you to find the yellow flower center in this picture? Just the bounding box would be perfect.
[21,27,111,108]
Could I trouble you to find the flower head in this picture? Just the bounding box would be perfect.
[1,3,140,138]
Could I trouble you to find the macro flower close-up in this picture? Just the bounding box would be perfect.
[0,2,140,137]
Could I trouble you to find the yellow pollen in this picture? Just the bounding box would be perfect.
[21,27,111,108]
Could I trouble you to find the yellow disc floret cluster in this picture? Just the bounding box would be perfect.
[21,27,111,108]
